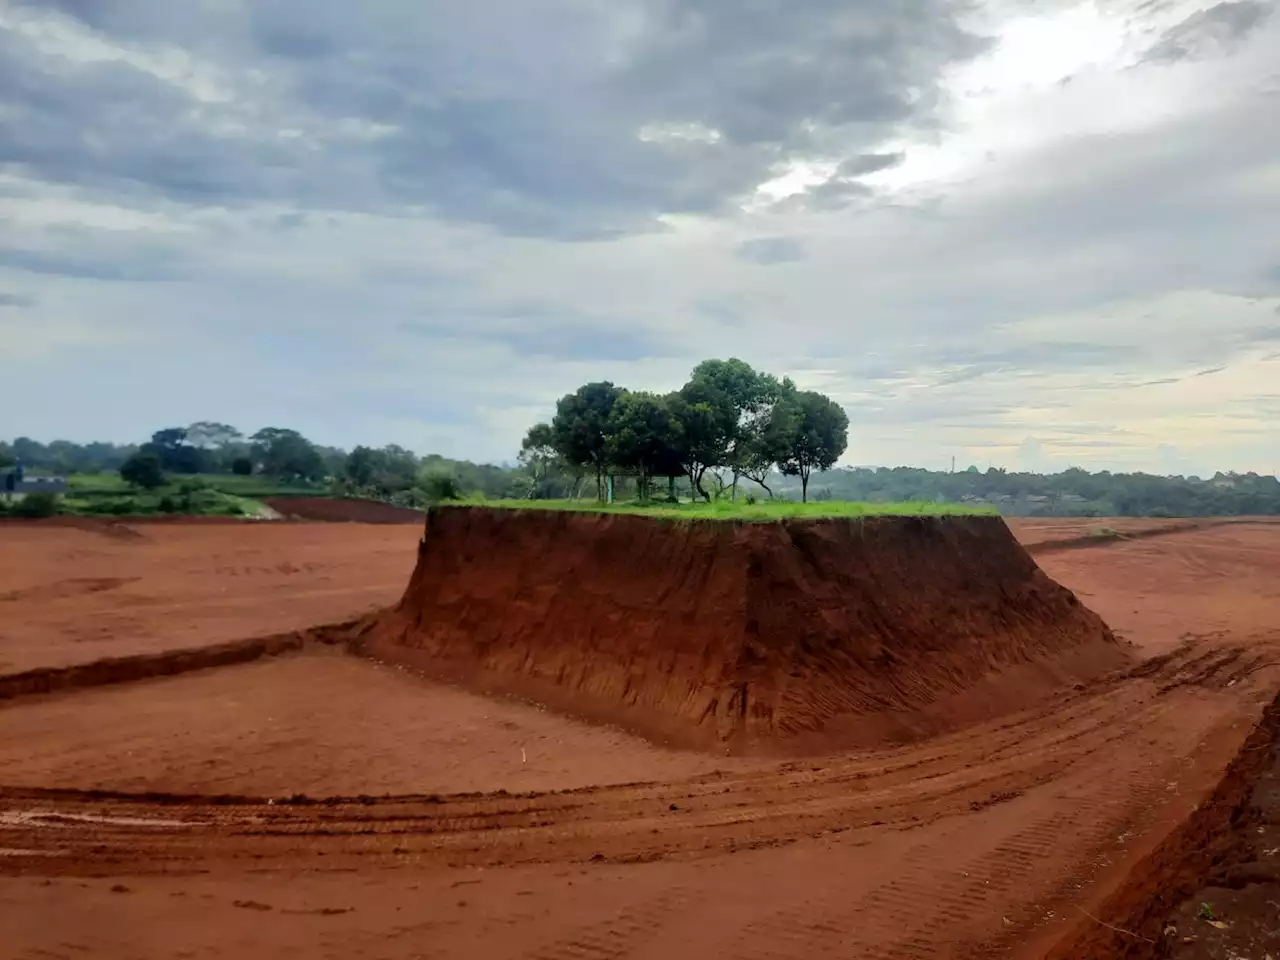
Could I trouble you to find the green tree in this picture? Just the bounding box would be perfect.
[770,390,849,502]
[606,391,682,502]
[185,422,242,450]
[120,451,166,490]
[551,382,623,501]
[230,456,253,476]
[685,359,783,499]
[142,427,207,474]
[667,382,733,502]
[345,445,381,488]
[420,470,462,502]
[519,423,559,498]
[251,428,325,481]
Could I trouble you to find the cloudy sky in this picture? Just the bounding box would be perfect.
[1,0,1277,474]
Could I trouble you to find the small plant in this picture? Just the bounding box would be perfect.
[12,491,60,518]
[744,493,758,506]
[1197,902,1215,922]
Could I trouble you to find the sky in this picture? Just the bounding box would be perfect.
[0,0,1277,476]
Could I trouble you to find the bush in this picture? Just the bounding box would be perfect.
[231,456,253,476]
[420,471,462,502]
[12,492,60,518]
[158,495,178,513]
[120,452,165,490]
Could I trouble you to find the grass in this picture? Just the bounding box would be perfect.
[68,473,322,497]
[443,498,999,521]
[55,474,295,518]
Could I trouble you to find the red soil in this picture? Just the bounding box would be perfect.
[2,519,1279,959]
[364,507,1127,750]
[0,521,420,674]
[0,651,750,796]
[262,496,425,523]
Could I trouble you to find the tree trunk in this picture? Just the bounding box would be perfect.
[595,465,604,503]
[691,467,710,503]
[801,469,809,503]
[668,475,676,501]
[731,470,740,502]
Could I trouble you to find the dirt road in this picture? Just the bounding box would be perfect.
[2,518,1278,959]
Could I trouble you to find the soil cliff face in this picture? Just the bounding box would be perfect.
[361,507,1127,751]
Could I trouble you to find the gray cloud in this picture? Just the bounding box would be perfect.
[4,0,988,238]
[0,290,35,308]
[837,152,906,177]
[1143,1,1273,62]
[735,237,805,265]
[0,244,187,282]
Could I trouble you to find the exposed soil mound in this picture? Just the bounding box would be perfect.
[361,507,1128,752]
[262,497,425,523]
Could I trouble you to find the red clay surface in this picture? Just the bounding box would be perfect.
[0,520,420,673]
[1007,516,1207,547]
[262,496,426,523]
[0,651,747,796]
[367,508,1124,751]
[2,517,1279,959]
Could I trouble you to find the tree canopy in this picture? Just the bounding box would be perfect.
[539,358,850,503]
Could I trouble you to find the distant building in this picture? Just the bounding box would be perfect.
[3,471,68,497]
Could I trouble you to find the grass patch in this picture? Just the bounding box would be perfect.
[67,473,323,497]
[443,498,998,521]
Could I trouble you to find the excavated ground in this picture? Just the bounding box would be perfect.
[363,508,1127,752]
[1,516,1278,959]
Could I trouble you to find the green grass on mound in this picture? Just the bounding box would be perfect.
[443,498,998,521]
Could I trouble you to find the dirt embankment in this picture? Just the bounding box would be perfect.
[262,497,425,523]
[362,507,1128,752]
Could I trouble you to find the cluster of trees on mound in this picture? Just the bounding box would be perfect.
[522,359,849,503]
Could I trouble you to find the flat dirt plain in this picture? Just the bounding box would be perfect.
[2,514,1280,960]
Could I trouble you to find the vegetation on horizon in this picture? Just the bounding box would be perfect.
[440,498,997,521]
[5,366,1280,519]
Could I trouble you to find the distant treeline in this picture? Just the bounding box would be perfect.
[5,425,1278,518]
[788,465,1280,517]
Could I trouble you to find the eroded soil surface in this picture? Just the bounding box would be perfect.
[1,519,1279,959]
[0,520,420,673]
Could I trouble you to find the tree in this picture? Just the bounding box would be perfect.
[251,428,325,482]
[345,445,380,488]
[770,390,849,502]
[420,470,462,502]
[606,392,682,502]
[519,423,559,498]
[685,359,783,500]
[185,422,242,450]
[231,456,253,476]
[667,382,733,502]
[142,427,206,474]
[551,382,623,501]
[120,451,166,491]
